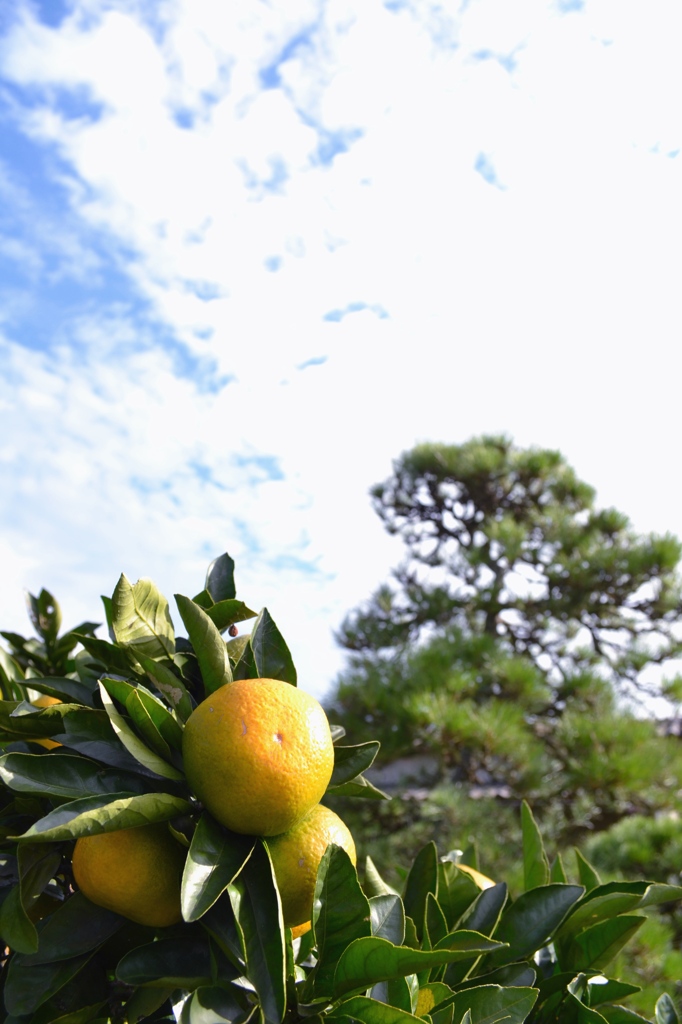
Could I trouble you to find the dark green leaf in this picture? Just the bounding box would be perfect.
[485,884,584,968]
[371,975,418,1014]
[247,608,297,685]
[332,935,507,999]
[416,982,453,1018]
[124,690,178,763]
[587,979,642,1006]
[426,893,449,947]
[575,849,602,892]
[0,749,152,802]
[200,892,247,968]
[568,916,646,972]
[14,790,191,842]
[563,992,610,1023]
[102,677,183,751]
[98,681,184,779]
[193,589,214,609]
[656,994,680,1024]
[205,600,258,633]
[175,594,232,695]
[310,844,372,998]
[182,812,255,921]
[0,844,62,953]
[4,953,95,1017]
[56,706,166,776]
[71,634,135,677]
[124,985,176,1024]
[458,884,507,938]
[206,554,237,602]
[28,678,96,708]
[403,843,438,942]
[330,743,381,788]
[456,962,536,991]
[112,575,175,660]
[26,589,62,644]
[20,892,124,964]
[228,839,286,1024]
[370,894,405,944]
[116,931,215,988]
[521,801,549,890]
[437,862,480,931]
[178,983,254,1024]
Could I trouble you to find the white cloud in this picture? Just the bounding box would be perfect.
[0,0,680,697]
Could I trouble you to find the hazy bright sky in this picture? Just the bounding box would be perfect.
[0,0,680,699]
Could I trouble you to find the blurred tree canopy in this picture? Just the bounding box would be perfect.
[329,435,682,845]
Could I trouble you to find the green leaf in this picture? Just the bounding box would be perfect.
[456,962,536,991]
[19,891,124,965]
[112,575,175,660]
[568,916,646,972]
[248,607,297,685]
[437,862,480,931]
[334,995,422,1024]
[550,853,568,884]
[587,979,642,1006]
[521,801,549,890]
[404,843,438,942]
[310,844,372,998]
[372,975,418,1014]
[124,690,179,762]
[200,892,247,969]
[175,594,232,695]
[137,653,194,722]
[26,589,62,644]
[71,634,136,678]
[598,1006,651,1023]
[575,849,602,892]
[0,753,152,798]
[365,857,400,897]
[458,884,507,938]
[446,984,538,1024]
[177,983,254,1024]
[116,931,217,988]
[14,790,191,842]
[329,774,390,800]
[54,706,164,776]
[563,992,610,1023]
[124,985,177,1024]
[485,884,584,968]
[102,677,184,751]
[227,839,286,1024]
[416,982,453,1018]
[332,935,507,1000]
[656,994,680,1024]
[181,812,255,921]
[370,894,406,944]
[426,893,449,947]
[206,553,237,602]
[3,953,96,1017]
[205,600,258,634]
[98,680,184,779]
[330,742,381,788]
[28,677,97,708]
[0,844,62,954]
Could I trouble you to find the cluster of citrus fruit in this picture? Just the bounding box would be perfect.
[71,677,355,933]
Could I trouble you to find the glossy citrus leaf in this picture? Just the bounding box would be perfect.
[247,608,297,686]
[175,594,232,695]
[404,843,438,942]
[330,743,381,788]
[370,894,405,945]
[521,801,549,891]
[112,575,175,660]
[181,812,255,922]
[14,791,191,842]
[310,844,372,997]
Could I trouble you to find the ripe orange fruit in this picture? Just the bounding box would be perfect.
[267,804,356,929]
[72,823,185,927]
[31,694,62,749]
[182,678,334,837]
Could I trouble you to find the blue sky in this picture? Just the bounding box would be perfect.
[0,0,680,698]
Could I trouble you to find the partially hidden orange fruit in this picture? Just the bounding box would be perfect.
[267,803,356,929]
[72,823,185,927]
[182,678,334,837]
[31,694,62,749]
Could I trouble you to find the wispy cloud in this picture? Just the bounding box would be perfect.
[0,0,680,695]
